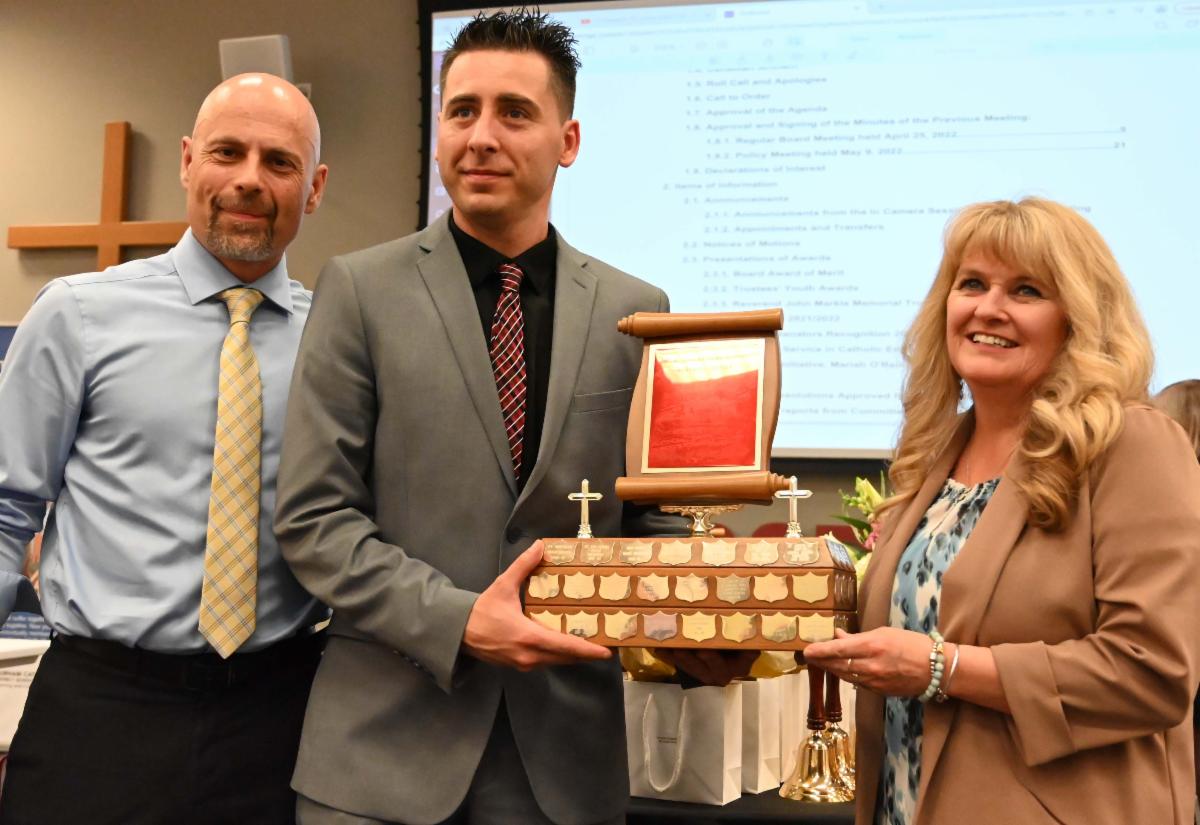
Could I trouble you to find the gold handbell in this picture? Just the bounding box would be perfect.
[824,721,855,796]
[780,666,854,803]
[822,667,855,797]
[780,727,848,802]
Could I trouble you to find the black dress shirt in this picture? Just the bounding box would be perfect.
[449,214,557,490]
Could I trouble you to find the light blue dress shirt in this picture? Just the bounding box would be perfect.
[0,230,326,653]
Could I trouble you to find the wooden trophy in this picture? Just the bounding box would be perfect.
[523,309,857,651]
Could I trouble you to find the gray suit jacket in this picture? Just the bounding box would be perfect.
[275,215,678,825]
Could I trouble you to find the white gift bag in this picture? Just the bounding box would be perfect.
[624,679,743,805]
[0,640,50,750]
[778,669,810,780]
[739,676,783,792]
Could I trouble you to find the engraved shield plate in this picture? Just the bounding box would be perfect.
[753,574,788,603]
[674,574,709,603]
[543,541,578,565]
[701,541,736,566]
[526,572,560,600]
[797,613,836,642]
[762,613,798,643]
[620,542,654,565]
[721,612,757,643]
[782,538,821,565]
[604,611,638,641]
[636,574,669,602]
[657,540,693,565]
[716,575,751,605]
[791,572,830,604]
[744,540,780,566]
[598,573,632,601]
[682,613,717,642]
[563,573,596,600]
[581,541,614,564]
[825,537,853,568]
[565,611,599,638]
[529,611,561,632]
[644,611,678,641]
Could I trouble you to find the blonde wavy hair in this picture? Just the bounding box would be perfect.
[879,198,1153,531]
[1153,380,1200,462]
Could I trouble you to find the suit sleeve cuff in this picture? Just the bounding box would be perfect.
[424,586,480,694]
[993,641,1075,765]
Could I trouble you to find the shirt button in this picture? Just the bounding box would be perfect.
[506,528,523,544]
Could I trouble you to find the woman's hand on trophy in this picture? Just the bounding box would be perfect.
[803,627,941,697]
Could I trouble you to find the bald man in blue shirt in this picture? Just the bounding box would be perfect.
[0,73,328,825]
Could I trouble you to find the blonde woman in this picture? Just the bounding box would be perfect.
[806,198,1200,824]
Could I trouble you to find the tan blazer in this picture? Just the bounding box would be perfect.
[855,406,1200,825]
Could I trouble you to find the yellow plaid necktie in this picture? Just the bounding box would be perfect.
[199,287,265,658]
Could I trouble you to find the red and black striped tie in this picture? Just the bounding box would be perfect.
[489,263,527,479]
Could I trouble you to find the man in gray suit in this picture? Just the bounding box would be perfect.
[275,10,679,825]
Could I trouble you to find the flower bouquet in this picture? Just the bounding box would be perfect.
[832,473,888,581]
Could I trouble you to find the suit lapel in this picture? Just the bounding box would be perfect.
[860,420,970,634]
[415,217,518,496]
[852,419,968,822]
[913,432,1030,822]
[939,463,1029,643]
[516,239,597,509]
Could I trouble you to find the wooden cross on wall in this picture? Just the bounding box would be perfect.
[7,122,188,270]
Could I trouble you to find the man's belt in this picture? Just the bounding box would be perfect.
[53,627,324,691]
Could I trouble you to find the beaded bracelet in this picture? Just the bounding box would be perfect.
[935,643,960,703]
[918,630,946,704]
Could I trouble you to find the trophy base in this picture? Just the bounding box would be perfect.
[528,604,853,650]
[524,535,857,650]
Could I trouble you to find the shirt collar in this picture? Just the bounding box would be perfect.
[448,212,556,295]
[170,228,295,314]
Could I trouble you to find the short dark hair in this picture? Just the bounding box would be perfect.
[440,8,581,117]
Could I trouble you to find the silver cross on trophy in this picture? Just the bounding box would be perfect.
[568,479,603,539]
[774,475,813,539]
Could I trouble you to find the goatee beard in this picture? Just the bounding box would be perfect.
[206,206,275,262]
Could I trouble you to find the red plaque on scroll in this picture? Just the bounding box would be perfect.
[645,338,763,471]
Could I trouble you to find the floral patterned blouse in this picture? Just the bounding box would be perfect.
[874,476,1000,825]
